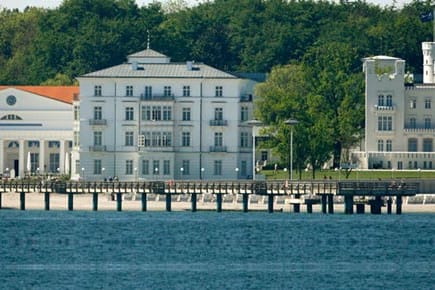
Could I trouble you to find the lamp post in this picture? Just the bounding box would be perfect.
[81,167,85,181]
[102,167,105,181]
[200,167,205,180]
[134,167,138,182]
[235,167,239,179]
[284,119,298,180]
[247,119,263,180]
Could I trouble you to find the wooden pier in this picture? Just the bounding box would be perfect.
[0,180,420,214]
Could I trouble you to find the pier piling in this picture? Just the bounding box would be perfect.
[216,193,222,212]
[191,192,197,212]
[141,193,147,211]
[92,192,98,211]
[116,192,122,211]
[20,192,25,210]
[68,193,74,211]
[396,196,402,215]
[45,192,50,211]
[327,194,334,214]
[0,192,2,209]
[321,195,327,214]
[166,193,171,212]
[387,198,392,214]
[242,193,248,212]
[356,203,365,214]
[344,195,353,214]
[268,194,274,213]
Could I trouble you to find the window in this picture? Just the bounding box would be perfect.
[164,86,172,97]
[425,118,431,129]
[153,160,160,175]
[28,141,40,148]
[126,85,133,97]
[215,86,223,97]
[378,94,384,106]
[423,139,433,152]
[74,131,80,147]
[125,131,134,146]
[163,160,170,175]
[182,160,190,175]
[94,85,102,96]
[162,132,172,147]
[377,140,384,152]
[142,105,151,120]
[425,99,431,109]
[386,140,392,152]
[240,132,249,148]
[386,95,392,106]
[74,105,80,121]
[163,106,172,121]
[377,116,392,131]
[125,107,134,121]
[152,106,161,120]
[49,153,60,173]
[214,160,222,175]
[94,106,102,120]
[152,132,161,147]
[142,160,149,175]
[182,132,191,147]
[214,132,223,146]
[410,99,416,109]
[408,138,418,152]
[410,117,416,129]
[144,132,151,147]
[183,86,190,97]
[94,160,102,175]
[48,141,60,148]
[144,86,152,98]
[214,108,223,120]
[94,131,102,146]
[182,108,191,121]
[241,106,249,122]
[261,151,268,161]
[126,160,133,175]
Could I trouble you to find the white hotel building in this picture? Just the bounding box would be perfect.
[352,42,435,170]
[77,48,257,181]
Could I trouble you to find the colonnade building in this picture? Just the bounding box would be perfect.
[352,42,435,170]
[0,86,78,179]
[77,48,257,181]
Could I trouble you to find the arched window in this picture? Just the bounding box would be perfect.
[1,114,22,120]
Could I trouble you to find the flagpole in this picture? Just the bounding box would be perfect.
[433,8,435,42]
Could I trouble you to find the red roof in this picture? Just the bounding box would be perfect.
[0,86,79,104]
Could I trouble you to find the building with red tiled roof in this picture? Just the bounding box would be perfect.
[0,86,79,104]
[0,86,79,178]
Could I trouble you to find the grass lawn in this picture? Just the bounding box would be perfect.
[261,169,435,181]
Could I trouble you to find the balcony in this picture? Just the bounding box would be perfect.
[374,105,395,111]
[89,119,107,126]
[89,145,107,152]
[240,94,253,102]
[404,127,435,134]
[209,119,228,126]
[140,94,174,101]
[210,146,227,152]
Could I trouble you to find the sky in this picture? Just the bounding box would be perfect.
[0,0,415,11]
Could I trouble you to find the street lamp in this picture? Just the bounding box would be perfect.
[200,167,205,180]
[134,167,138,182]
[81,167,85,181]
[235,167,239,179]
[247,119,263,180]
[284,119,298,180]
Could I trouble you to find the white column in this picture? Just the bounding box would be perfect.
[19,139,25,178]
[39,140,45,173]
[59,140,65,174]
[0,140,4,174]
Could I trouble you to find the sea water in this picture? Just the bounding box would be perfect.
[0,211,434,289]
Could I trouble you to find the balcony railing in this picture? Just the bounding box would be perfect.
[404,128,435,133]
[89,145,107,152]
[374,105,395,111]
[209,119,228,126]
[210,146,227,152]
[140,94,174,101]
[89,119,107,126]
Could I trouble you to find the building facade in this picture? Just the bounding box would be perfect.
[352,42,435,170]
[0,86,78,179]
[77,49,257,181]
